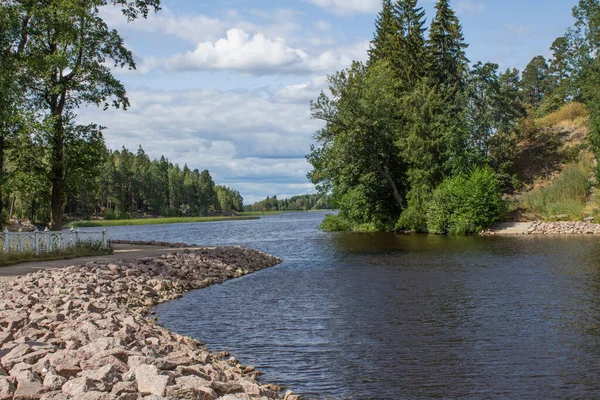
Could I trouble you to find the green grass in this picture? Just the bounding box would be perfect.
[68,215,259,228]
[0,246,112,267]
[520,156,592,220]
[237,211,284,216]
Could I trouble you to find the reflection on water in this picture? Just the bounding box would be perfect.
[104,212,600,399]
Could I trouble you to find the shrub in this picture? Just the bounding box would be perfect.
[426,167,506,235]
[320,214,351,232]
[103,210,117,220]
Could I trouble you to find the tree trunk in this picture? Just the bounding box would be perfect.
[9,195,15,220]
[0,130,4,222]
[373,160,406,209]
[50,116,65,231]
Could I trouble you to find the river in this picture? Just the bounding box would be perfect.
[104,211,600,399]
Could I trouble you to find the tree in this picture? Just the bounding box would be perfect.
[392,0,429,87]
[308,61,407,229]
[0,3,27,222]
[368,0,398,63]
[520,55,550,109]
[564,0,600,177]
[428,0,469,89]
[15,0,160,230]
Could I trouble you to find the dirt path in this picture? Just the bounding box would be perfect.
[483,222,534,235]
[0,243,202,279]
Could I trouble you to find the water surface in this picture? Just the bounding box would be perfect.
[105,212,600,399]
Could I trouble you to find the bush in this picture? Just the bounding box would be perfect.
[426,167,506,235]
[103,210,117,220]
[320,214,352,232]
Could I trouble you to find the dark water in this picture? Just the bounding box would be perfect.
[104,212,600,399]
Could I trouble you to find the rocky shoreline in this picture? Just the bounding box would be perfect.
[0,246,301,400]
[483,221,600,235]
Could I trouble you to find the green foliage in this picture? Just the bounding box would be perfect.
[320,214,351,232]
[426,167,506,235]
[521,157,592,219]
[521,56,551,110]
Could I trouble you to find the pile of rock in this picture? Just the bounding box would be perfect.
[0,247,301,400]
[526,221,600,235]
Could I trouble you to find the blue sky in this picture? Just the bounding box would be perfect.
[78,0,578,203]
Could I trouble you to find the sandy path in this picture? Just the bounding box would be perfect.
[0,243,202,277]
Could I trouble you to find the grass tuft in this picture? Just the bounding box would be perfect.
[520,155,592,220]
[0,245,112,267]
[69,216,259,228]
[536,102,589,128]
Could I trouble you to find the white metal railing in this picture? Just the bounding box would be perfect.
[1,227,108,255]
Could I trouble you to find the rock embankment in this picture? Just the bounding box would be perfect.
[484,221,600,235]
[0,247,300,400]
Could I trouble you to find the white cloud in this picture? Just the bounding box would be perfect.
[163,29,309,74]
[455,1,486,16]
[307,0,380,15]
[159,31,369,75]
[274,75,329,104]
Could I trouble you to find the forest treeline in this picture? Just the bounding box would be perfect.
[307,0,600,233]
[244,193,334,212]
[9,144,244,222]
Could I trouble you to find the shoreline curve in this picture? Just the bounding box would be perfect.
[0,245,302,400]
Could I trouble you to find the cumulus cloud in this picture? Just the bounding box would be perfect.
[101,5,301,46]
[163,29,309,73]
[307,0,380,15]
[159,32,368,75]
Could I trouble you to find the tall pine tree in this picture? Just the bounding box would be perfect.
[428,0,469,89]
[392,0,429,88]
[368,1,398,63]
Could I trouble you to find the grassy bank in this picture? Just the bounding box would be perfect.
[519,154,593,220]
[69,215,259,228]
[237,211,284,216]
[0,246,112,267]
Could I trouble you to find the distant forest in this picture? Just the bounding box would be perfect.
[8,145,243,223]
[245,194,334,212]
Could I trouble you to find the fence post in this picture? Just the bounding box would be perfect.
[44,227,49,252]
[34,229,40,256]
[75,228,80,246]
[102,229,108,249]
[3,228,9,254]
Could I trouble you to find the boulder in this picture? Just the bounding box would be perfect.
[13,380,44,400]
[42,371,67,391]
[134,365,170,397]
[165,376,215,399]
[61,377,94,398]
[0,377,16,400]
